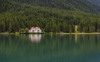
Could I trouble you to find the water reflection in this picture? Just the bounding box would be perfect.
[75,34,78,43]
[29,34,42,43]
[0,34,100,62]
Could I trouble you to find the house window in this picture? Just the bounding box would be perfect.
[38,30,40,32]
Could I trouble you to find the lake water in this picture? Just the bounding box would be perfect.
[0,34,100,62]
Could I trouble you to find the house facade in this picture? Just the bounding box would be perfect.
[29,27,42,33]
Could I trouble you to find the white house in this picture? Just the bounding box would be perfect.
[29,27,42,33]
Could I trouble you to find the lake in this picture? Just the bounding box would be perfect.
[0,34,100,62]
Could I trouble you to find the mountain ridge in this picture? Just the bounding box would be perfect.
[9,0,100,13]
[89,0,100,6]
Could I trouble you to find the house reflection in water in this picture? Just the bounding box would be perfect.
[29,34,42,43]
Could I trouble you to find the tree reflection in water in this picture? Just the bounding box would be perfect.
[0,34,100,62]
[29,34,42,43]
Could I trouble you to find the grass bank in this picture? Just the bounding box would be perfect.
[56,33,100,34]
[1,32,100,35]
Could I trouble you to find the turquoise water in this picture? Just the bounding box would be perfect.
[0,34,100,62]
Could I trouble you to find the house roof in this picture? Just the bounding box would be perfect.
[30,27,40,30]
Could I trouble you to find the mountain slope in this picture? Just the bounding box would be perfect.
[89,0,100,6]
[0,0,100,33]
[9,0,100,13]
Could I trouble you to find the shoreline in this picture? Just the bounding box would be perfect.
[0,33,9,34]
[57,33,100,34]
[0,32,100,35]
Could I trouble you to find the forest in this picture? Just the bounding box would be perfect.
[89,0,100,6]
[10,0,100,13]
[0,0,100,33]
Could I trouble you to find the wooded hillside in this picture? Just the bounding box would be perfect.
[0,0,100,33]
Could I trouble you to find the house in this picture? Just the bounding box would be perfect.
[29,27,42,33]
